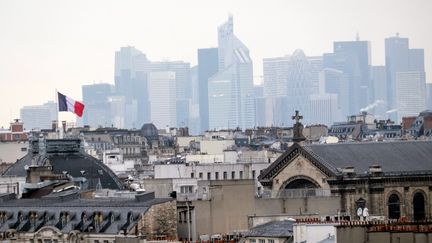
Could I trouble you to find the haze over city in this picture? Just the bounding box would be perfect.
[1,0,432,128]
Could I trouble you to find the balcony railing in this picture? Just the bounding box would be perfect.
[259,188,332,199]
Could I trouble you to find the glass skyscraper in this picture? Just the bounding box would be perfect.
[198,48,218,132]
[208,16,255,130]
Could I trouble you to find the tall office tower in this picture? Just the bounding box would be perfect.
[263,51,322,126]
[208,16,255,130]
[308,56,323,94]
[20,101,58,130]
[263,56,290,97]
[188,66,201,135]
[385,35,409,114]
[370,66,387,119]
[148,71,177,129]
[319,68,349,119]
[385,34,426,120]
[263,56,290,126]
[309,94,340,126]
[198,48,218,132]
[108,96,126,129]
[427,83,432,110]
[150,61,191,127]
[285,50,314,124]
[114,46,151,128]
[254,84,266,126]
[396,71,426,121]
[82,83,114,128]
[324,38,371,115]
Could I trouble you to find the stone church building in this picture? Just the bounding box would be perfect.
[258,112,432,221]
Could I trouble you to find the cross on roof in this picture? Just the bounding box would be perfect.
[292,110,303,124]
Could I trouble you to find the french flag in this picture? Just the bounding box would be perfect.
[58,92,85,117]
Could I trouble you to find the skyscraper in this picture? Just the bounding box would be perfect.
[198,48,218,132]
[208,16,255,130]
[385,35,409,114]
[385,34,426,120]
[324,39,371,115]
[150,61,191,128]
[114,46,151,128]
[396,71,426,121]
[82,83,114,128]
[319,68,349,119]
[20,101,58,130]
[370,66,387,119]
[148,71,177,129]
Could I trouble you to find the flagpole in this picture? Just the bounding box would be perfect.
[55,89,61,139]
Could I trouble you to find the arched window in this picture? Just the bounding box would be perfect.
[285,178,318,189]
[413,192,426,221]
[388,193,401,220]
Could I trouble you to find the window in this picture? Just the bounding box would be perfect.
[199,172,203,179]
[240,171,243,179]
[223,171,228,179]
[252,170,256,178]
[215,172,219,180]
[259,239,265,243]
[191,173,194,178]
[250,239,256,243]
[268,240,274,243]
[180,186,193,194]
[207,172,211,180]
[231,171,235,179]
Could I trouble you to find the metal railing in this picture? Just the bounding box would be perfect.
[260,188,331,198]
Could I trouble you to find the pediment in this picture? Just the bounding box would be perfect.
[258,143,336,187]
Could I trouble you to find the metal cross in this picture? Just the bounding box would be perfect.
[292,110,303,124]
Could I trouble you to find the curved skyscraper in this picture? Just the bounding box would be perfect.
[208,16,255,130]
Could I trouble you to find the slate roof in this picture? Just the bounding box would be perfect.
[2,140,123,190]
[304,140,432,174]
[0,196,172,234]
[244,220,294,238]
[259,141,432,184]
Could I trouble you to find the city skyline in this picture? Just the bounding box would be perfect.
[1,0,432,127]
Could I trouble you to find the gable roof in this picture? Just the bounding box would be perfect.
[259,141,432,185]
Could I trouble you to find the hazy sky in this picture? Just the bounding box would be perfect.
[0,0,431,128]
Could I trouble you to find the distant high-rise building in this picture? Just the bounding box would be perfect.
[319,68,349,119]
[198,48,218,132]
[370,66,387,119]
[396,71,426,121]
[149,61,191,128]
[385,34,426,120]
[114,46,151,128]
[82,83,114,128]
[189,66,201,135]
[114,47,192,128]
[427,83,432,110]
[324,39,371,115]
[148,71,177,129]
[309,94,340,126]
[308,56,323,94]
[263,51,324,126]
[208,16,255,130]
[20,101,57,130]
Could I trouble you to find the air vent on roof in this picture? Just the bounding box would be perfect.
[369,165,382,173]
[342,166,355,174]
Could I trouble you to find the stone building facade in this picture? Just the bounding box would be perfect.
[258,141,432,221]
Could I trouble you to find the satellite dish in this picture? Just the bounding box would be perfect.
[362,208,369,217]
[357,207,363,217]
